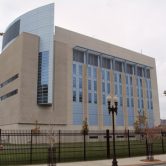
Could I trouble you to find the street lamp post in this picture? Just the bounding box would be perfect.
[107,95,118,166]
[164,90,166,96]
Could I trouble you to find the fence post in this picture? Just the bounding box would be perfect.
[145,133,148,157]
[161,130,164,153]
[0,129,1,144]
[58,130,61,162]
[127,130,131,157]
[106,129,110,158]
[30,130,33,164]
[83,130,86,161]
[0,129,1,166]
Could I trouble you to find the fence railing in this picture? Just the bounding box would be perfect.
[0,129,166,165]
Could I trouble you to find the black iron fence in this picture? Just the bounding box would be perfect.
[0,129,166,165]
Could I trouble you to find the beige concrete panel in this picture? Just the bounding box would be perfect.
[97,67,103,129]
[0,79,19,97]
[55,27,156,68]
[19,33,50,124]
[0,95,20,126]
[0,33,24,126]
[54,41,72,124]
[82,64,88,121]
[150,67,160,126]
[64,45,73,126]
[121,73,128,130]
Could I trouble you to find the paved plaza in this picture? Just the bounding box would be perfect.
[25,154,166,166]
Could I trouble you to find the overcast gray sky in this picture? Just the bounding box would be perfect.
[0,0,166,119]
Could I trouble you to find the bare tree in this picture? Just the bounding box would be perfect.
[81,118,89,135]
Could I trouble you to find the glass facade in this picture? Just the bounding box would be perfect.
[2,20,20,49]
[72,47,154,128]
[126,74,134,126]
[72,63,83,125]
[72,50,84,125]
[146,78,154,127]
[37,51,49,104]
[114,72,124,126]
[88,65,98,126]
[102,68,111,126]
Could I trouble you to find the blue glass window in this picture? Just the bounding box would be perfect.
[126,76,128,84]
[79,78,82,89]
[120,97,123,106]
[131,98,134,107]
[107,71,110,81]
[147,90,149,98]
[102,70,105,80]
[79,91,82,102]
[119,85,122,95]
[73,64,76,75]
[130,76,132,85]
[126,87,129,96]
[73,91,76,102]
[150,91,152,99]
[115,61,122,72]
[138,99,140,108]
[115,84,118,95]
[88,53,98,66]
[103,95,106,105]
[127,98,130,107]
[141,99,144,108]
[151,100,153,109]
[73,77,76,88]
[37,51,49,104]
[137,78,139,86]
[94,81,97,91]
[137,66,143,77]
[102,57,111,69]
[88,67,91,78]
[2,20,20,49]
[130,87,133,96]
[88,80,91,90]
[137,88,139,97]
[94,93,97,104]
[149,81,151,89]
[73,50,84,63]
[88,93,92,103]
[114,73,117,82]
[107,83,110,94]
[93,68,97,79]
[141,89,143,98]
[126,64,133,74]
[140,79,142,87]
[79,65,82,75]
[119,74,122,83]
[102,82,105,92]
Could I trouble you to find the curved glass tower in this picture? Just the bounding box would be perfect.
[2,4,54,105]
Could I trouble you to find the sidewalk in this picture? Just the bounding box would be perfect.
[25,154,166,166]
[57,154,166,166]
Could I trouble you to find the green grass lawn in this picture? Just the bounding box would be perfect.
[0,139,166,165]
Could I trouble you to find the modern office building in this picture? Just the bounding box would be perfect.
[0,4,160,130]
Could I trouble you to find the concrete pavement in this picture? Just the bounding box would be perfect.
[25,154,166,166]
